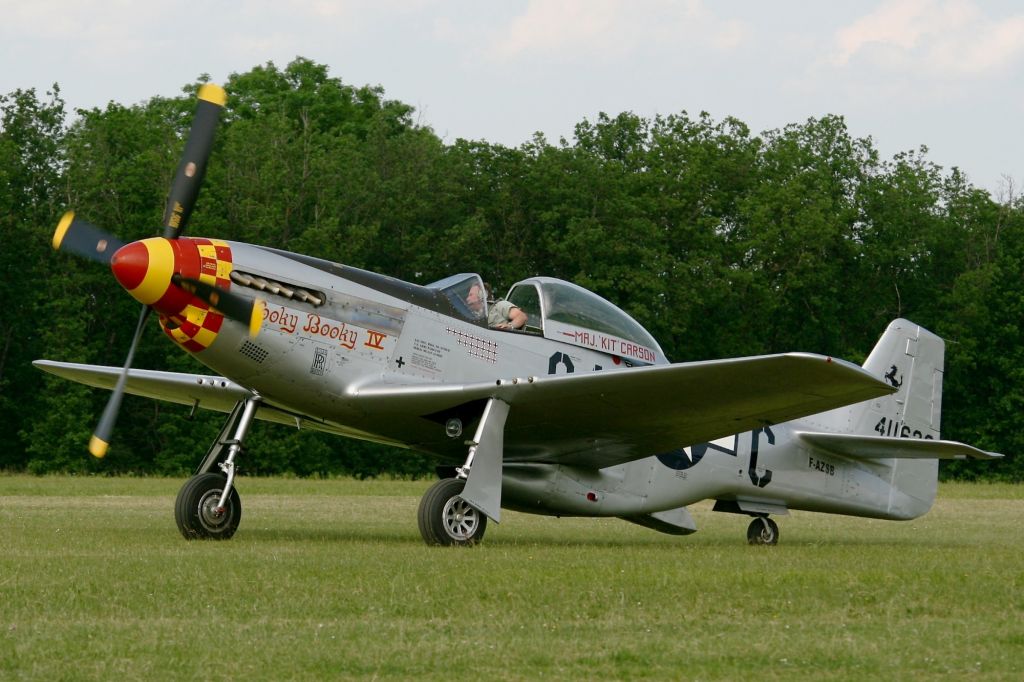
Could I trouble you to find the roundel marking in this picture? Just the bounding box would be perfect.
[656,443,708,471]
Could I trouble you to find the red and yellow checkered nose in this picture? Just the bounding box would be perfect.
[111,238,190,316]
[110,237,235,352]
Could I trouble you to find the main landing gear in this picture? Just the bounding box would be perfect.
[417,478,488,546]
[175,397,260,540]
[416,398,508,546]
[746,516,779,545]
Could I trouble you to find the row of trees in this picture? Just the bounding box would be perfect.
[2,58,1020,479]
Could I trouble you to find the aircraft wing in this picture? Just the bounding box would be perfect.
[34,359,254,411]
[795,431,1003,460]
[36,353,898,469]
[31,360,407,444]
[354,353,896,468]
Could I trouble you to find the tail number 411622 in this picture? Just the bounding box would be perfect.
[874,416,934,440]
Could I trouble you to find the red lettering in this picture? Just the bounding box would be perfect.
[365,330,386,350]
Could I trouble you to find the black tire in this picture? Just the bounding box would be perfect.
[746,517,779,545]
[417,478,487,546]
[175,473,241,540]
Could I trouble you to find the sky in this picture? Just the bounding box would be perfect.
[3,0,1023,197]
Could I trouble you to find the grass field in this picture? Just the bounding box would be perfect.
[1,476,1021,680]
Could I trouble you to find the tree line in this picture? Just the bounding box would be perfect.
[1,57,1020,480]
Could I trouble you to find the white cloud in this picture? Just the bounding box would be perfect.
[831,0,1024,75]
[485,0,748,62]
[2,0,171,46]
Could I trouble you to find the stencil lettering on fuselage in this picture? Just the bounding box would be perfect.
[405,338,451,376]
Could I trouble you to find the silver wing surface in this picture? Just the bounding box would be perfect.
[353,353,896,468]
[36,353,894,468]
[32,360,407,445]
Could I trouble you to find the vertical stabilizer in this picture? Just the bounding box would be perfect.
[802,319,944,509]
[808,319,944,439]
[858,319,944,440]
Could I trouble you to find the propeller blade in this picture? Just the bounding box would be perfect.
[161,83,227,240]
[172,274,264,337]
[52,211,126,265]
[89,305,151,458]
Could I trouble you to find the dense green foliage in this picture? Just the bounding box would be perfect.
[1,58,1020,479]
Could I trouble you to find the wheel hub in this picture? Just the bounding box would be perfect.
[198,489,230,530]
[442,496,479,541]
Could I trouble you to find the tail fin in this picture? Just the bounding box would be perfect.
[796,320,999,518]
[809,319,944,439]
[802,319,945,511]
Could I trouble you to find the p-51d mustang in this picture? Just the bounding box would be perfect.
[37,84,1000,546]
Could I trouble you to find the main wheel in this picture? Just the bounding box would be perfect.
[417,478,487,546]
[746,517,779,545]
[175,472,241,540]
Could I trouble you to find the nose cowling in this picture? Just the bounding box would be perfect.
[110,237,193,316]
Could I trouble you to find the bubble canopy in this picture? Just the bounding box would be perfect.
[425,274,666,365]
[506,277,666,365]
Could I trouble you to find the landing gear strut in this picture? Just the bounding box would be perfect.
[746,516,779,545]
[175,396,260,540]
[418,398,508,546]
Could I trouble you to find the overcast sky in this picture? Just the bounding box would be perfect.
[3,0,1022,196]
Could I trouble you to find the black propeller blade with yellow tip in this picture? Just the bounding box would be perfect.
[88,306,151,458]
[52,211,126,265]
[51,83,233,458]
[162,83,227,240]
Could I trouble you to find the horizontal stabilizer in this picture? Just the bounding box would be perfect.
[796,431,1003,461]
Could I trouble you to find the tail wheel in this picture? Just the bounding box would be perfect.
[746,517,779,546]
[175,472,241,540]
[418,478,487,546]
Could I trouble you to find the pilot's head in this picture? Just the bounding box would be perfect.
[466,284,485,313]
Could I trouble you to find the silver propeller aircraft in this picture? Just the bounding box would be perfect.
[36,85,1000,546]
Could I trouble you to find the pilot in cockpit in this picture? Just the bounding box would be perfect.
[468,283,527,330]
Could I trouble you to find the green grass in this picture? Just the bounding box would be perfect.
[1,477,1022,680]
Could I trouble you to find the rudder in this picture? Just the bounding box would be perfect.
[804,319,944,510]
[809,319,944,440]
